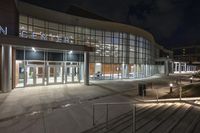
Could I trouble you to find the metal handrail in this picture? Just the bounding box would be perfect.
[92,102,136,133]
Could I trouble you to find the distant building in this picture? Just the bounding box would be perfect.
[172,44,199,73]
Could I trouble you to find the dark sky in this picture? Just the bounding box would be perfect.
[21,0,200,48]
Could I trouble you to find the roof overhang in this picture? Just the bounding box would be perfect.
[0,35,95,52]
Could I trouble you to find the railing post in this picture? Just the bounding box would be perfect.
[93,104,95,126]
[42,112,47,133]
[142,89,144,100]
[106,104,109,129]
[132,104,136,133]
[156,88,159,103]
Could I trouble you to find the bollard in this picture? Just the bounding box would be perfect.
[190,77,193,83]
[169,83,173,93]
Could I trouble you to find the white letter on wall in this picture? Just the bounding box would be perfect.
[0,26,7,35]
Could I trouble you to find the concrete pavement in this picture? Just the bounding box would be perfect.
[0,74,196,120]
[0,73,199,133]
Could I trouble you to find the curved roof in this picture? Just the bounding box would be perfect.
[17,1,157,44]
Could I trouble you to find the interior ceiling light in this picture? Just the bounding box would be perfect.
[32,47,36,52]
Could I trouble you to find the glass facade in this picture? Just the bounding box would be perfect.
[15,49,83,87]
[19,15,159,80]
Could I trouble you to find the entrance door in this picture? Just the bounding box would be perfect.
[65,66,79,83]
[73,66,79,82]
[36,66,44,84]
[47,65,63,84]
[26,65,34,86]
[26,65,44,86]
[48,66,55,84]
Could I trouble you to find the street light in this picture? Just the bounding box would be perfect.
[190,77,193,83]
[169,83,173,93]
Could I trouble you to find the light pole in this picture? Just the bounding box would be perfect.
[169,83,173,93]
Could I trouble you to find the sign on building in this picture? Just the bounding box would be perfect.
[0,26,7,35]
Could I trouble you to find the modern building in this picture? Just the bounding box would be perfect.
[0,0,172,92]
[172,44,199,73]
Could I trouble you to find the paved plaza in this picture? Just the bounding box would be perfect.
[0,73,199,133]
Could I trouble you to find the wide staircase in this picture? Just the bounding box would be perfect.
[82,102,200,133]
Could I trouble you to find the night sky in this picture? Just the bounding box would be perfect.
[21,0,200,48]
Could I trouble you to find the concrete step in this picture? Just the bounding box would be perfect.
[82,103,200,133]
[136,103,183,133]
[170,106,200,133]
[136,103,173,130]
[151,103,192,133]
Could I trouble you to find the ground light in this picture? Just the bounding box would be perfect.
[169,83,173,93]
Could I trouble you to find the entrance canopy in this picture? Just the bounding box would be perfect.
[0,35,95,52]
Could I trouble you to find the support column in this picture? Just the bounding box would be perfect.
[179,62,181,73]
[1,45,12,92]
[175,62,177,72]
[84,52,89,85]
[171,62,174,73]
[184,63,187,72]
[165,60,169,76]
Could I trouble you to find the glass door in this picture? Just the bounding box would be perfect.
[48,66,55,84]
[56,65,63,83]
[26,65,44,86]
[48,64,63,84]
[65,66,72,83]
[26,65,35,86]
[36,66,44,85]
[15,61,25,88]
[73,66,79,82]
[65,66,79,83]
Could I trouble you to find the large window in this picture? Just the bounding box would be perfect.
[19,14,158,79]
